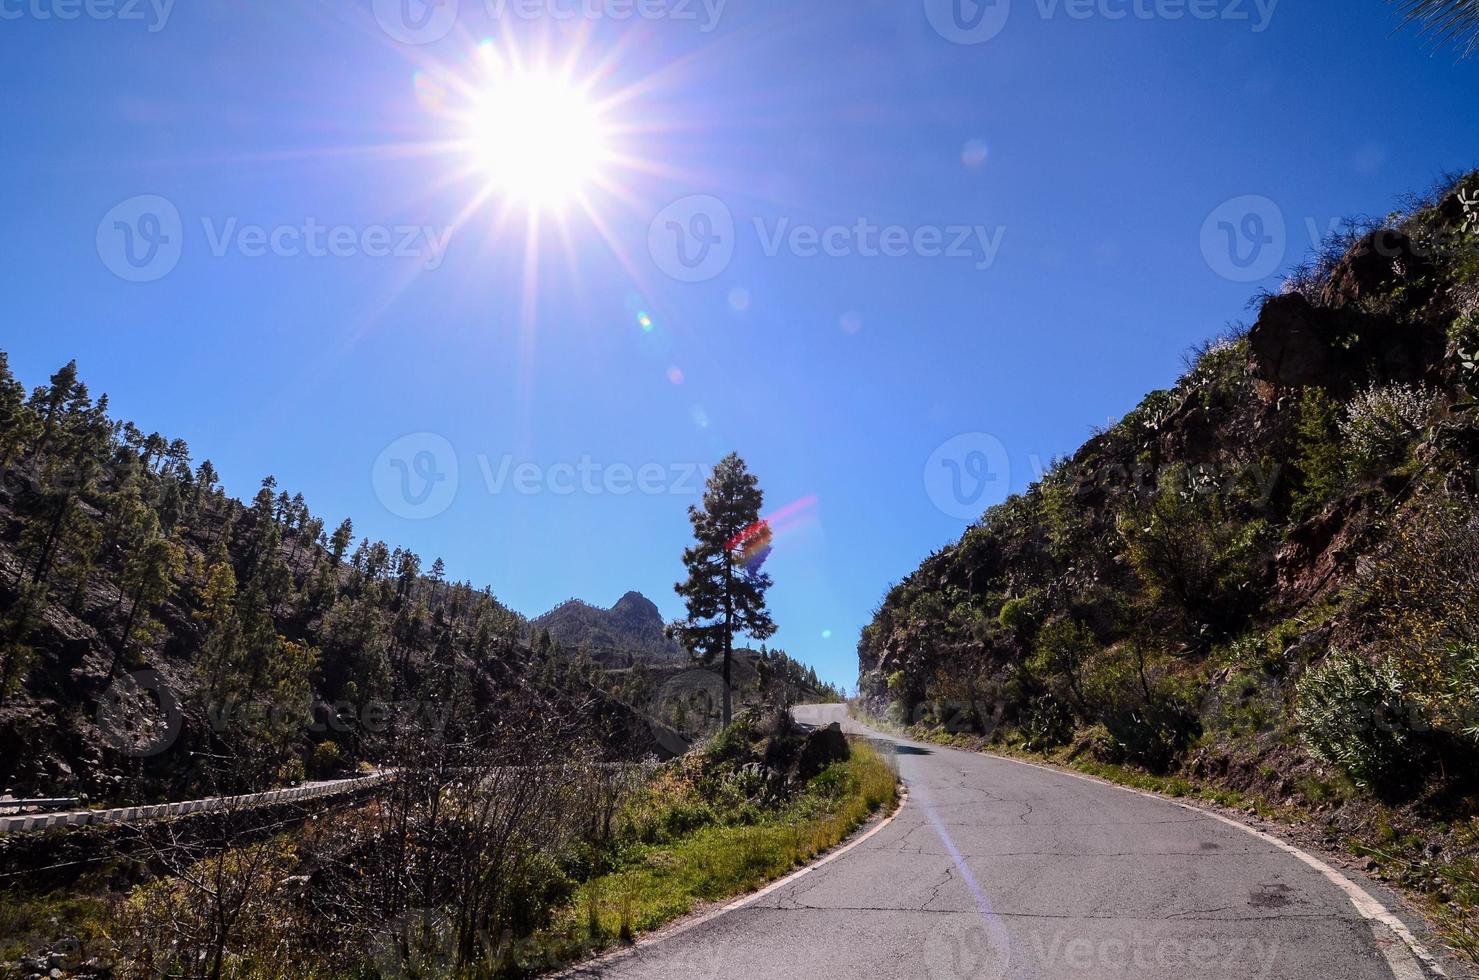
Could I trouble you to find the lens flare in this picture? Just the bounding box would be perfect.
[727,495,819,571]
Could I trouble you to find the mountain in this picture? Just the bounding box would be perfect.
[531,591,845,726]
[0,367,671,800]
[531,591,687,666]
[861,172,1479,828]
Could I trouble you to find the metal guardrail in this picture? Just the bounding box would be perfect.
[0,773,391,835]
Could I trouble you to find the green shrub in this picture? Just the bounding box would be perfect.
[1340,382,1439,474]
[1292,387,1347,520]
[997,592,1042,639]
[1297,650,1429,789]
[1097,703,1200,773]
[1028,618,1096,710]
[1067,722,1120,763]
[1080,643,1202,771]
[1117,464,1269,640]
[1020,694,1075,752]
[308,740,344,778]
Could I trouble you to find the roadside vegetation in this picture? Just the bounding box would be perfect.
[0,707,897,978]
[857,171,1479,962]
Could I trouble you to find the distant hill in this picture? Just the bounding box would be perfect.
[531,591,845,723]
[0,361,672,800]
[531,592,687,666]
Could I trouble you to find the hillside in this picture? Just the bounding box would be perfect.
[859,172,1479,952]
[532,591,843,735]
[0,367,669,801]
[532,591,687,666]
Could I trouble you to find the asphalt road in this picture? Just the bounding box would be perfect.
[572,704,1444,980]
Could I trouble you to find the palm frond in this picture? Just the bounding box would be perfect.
[1390,0,1479,57]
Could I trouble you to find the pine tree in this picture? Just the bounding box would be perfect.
[1391,0,1479,57]
[0,582,46,703]
[670,453,777,727]
[0,352,33,467]
[28,360,78,458]
[329,518,354,566]
[196,545,245,705]
[111,520,185,674]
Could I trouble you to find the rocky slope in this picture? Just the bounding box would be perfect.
[859,172,1479,956]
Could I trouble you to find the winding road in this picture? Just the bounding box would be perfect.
[572,704,1449,980]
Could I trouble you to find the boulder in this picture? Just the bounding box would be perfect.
[1247,292,1446,397]
[793,722,849,782]
[1318,230,1433,310]
[1247,294,1339,391]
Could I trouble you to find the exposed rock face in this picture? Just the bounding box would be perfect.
[1248,294,1341,392]
[1247,230,1449,398]
[1318,230,1433,310]
[1248,291,1445,398]
[1271,493,1374,607]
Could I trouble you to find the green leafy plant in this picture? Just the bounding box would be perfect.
[1297,650,1429,789]
[1292,387,1348,520]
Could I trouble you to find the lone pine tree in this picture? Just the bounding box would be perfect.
[670,452,777,726]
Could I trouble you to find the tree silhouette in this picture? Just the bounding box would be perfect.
[669,453,777,726]
[1391,0,1479,57]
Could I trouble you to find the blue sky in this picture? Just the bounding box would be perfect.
[2,0,1477,689]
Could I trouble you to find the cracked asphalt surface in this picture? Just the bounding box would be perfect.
[573,704,1424,980]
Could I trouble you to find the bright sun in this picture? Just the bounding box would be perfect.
[463,62,609,211]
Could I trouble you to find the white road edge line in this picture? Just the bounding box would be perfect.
[972,747,1447,980]
[552,787,910,977]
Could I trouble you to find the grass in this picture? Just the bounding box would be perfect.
[512,739,899,974]
[851,702,1264,814]
[1349,820,1479,963]
[0,883,112,963]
